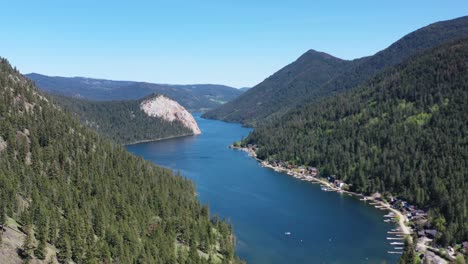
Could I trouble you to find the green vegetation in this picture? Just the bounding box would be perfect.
[51,94,194,144]
[244,39,468,245]
[203,50,352,126]
[0,58,242,263]
[26,73,244,112]
[204,16,468,126]
[398,237,416,264]
[455,254,466,264]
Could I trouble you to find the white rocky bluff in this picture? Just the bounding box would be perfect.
[140,95,201,135]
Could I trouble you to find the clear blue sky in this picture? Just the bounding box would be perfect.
[1,1,467,87]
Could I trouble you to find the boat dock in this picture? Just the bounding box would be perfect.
[387,237,404,240]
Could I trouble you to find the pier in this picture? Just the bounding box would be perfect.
[387,237,404,240]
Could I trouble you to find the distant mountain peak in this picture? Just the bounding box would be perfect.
[300,49,345,61]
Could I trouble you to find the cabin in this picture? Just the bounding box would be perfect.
[334,180,345,189]
[463,241,468,250]
[412,209,427,216]
[410,214,426,222]
[425,229,437,239]
[308,167,318,176]
[246,144,257,150]
[417,229,437,239]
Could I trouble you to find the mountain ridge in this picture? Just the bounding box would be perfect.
[204,15,468,126]
[0,58,242,263]
[49,93,200,145]
[244,38,468,246]
[26,73,244,112]
[203,48,352,125]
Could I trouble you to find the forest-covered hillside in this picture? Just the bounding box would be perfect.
[0,58,242,263]
[203,50,352,125]
[244,39,468,245]
[50,94,195,144]
[205,16,468,126]
[26,73,244,112]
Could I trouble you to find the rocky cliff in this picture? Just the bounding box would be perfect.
[140,95,201,135]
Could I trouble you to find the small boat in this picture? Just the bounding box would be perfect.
[321,186,329,191]
[284,232,291,235]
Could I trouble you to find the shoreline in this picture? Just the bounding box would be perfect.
[124,133,198,146]
[230,145,412,238]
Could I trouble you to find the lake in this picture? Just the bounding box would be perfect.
[126,114,399,264]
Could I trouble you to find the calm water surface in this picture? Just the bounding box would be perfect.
[126,114,399,264]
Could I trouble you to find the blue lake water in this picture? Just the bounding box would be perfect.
[126,114,399,264]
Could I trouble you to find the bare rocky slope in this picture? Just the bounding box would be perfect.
[140,95,201,135]
[50,93,201,144]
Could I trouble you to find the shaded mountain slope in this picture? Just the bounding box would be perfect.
[0,58,242,263]
[205,16,468,126]
[51,94,199,144]
[244,39,468,245]
[203,50,352,125]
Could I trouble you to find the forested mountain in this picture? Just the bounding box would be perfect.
[203,50,352,125]
[26,73,244,112]
[50,94,197,145]
[204,16,468,126]
[0,59,242,263]
[244,39,468,245]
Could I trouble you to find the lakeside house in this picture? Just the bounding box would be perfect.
[417,228,438,239]
[308,167,318,176]
[334,180,345,189]
[425,229,437,239]
[246,144,257,151]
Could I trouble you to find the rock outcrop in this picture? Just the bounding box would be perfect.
[140,95,201,135]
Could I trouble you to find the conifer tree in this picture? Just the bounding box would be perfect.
[22,224,35,261]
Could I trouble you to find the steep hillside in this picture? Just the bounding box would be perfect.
[26,73,244,112]
[203,50,352,125]
[0,59,242,263]
[51,94,200,145]
[317,15,468,96]
[140,95,201,135]
[244,39,468,245]
[205,16,468,125]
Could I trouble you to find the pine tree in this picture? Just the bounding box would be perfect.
[35,239,46,260]
[56,232,71,264]
[22,224,35,260]
[398,237,415,264]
